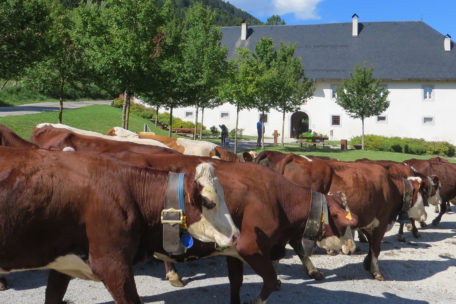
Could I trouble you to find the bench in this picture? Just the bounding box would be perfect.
[298,136,329,147]
[172,128,200,137]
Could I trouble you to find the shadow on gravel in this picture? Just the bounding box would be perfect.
[97,282,429,304]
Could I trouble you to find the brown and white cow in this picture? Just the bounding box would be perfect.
[30,125,359,304]
[404,157,456,226]
[251,150,427,281]
[137,131,241,162]
[0,146,239,303]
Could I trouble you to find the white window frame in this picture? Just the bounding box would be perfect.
[220,112,229,119]
[423,85,434,101]
[423,116,435,125]
[331,115,341,127]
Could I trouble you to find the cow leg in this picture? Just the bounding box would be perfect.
[432,202,446,226]
[397,223,406,242]
[363,229,385,281]
[0,276,8,291]
[410,220,420,238]
[357,229,368,243]
[163,261,184,287]
[89,255,141,304]
[226,256,243,304]
[45,270,71,304]
[288,238,324,280]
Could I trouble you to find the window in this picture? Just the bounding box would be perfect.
[185,111,193,118]
[377,115,387,123]
[220,112,229,119]
[331,115,340,126]
[259,114,268,123]
[423,117,434,124]
[330,85,338,99]
[423,86,433,100]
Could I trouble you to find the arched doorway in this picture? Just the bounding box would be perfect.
[290,111,309,138]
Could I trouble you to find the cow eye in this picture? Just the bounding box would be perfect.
[202,197,216,209]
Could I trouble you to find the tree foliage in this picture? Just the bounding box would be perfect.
[336,65,390,149]
[0,0,50,79]
[266,15,285,25]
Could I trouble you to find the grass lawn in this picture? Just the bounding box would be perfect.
[0,105,170,139]
[0,87,58,106]
[1,104,453,163]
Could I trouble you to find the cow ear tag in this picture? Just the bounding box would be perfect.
[181,231,193,248]
[346,212,353,221]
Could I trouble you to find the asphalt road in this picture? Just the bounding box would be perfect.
[0,100,112,117]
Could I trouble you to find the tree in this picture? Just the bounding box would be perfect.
[73,0,164,129]
[25,0,88,123]
[335,65,390,150]
[0,0,49,80]
[266,15,285,25]
[272,43,314,146]
[219,48,257,153]
[179,3,228,140]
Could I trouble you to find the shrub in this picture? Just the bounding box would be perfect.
[229,128,243,138]
[210,126,220,136]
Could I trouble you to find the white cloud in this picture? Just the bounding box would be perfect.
[225,0,322,21]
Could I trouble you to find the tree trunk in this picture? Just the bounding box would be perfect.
[361,117,365,150]
[155,105,159,127]
[193,104,199,140]
[58,78,65,124]
[122,89,130,129]
[168,107,173,137]
[126,97,131,129]
[281,110,286,146]
[1,80,8,90]
[200,107,205,140]
[234,105,240,153]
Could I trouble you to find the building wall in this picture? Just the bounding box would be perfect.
[170,80,456,144]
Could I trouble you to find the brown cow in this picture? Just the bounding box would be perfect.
[31,125,359,304]
[251,150,427,281]
[0,124,39,149]
[356,159,441,241]
[404,157,456,226]
[0,146,239,304]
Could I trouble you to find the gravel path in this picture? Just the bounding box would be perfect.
[1,207,456,304]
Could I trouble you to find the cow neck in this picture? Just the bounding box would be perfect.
[161,172,189,255]
[301,191,328,257]
[401,179,414,212]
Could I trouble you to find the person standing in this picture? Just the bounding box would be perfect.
[256,118,264,147]
[219,124,228,145]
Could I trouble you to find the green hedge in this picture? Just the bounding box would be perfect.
[349,135,455,156]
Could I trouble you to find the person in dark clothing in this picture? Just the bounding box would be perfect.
[219,124,228,145]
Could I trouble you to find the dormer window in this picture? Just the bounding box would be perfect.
[423,86,433,100]
[330,85,338,99]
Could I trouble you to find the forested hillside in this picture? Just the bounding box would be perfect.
[61,0,262,26]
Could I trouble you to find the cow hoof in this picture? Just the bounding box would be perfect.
[166,271,184,287]
[0,277,8,291]
[412,231,421,239]
[420,221,427,228]
[432,220,440,226]
[243,297,266,304]
[373,272,385,281]
[275,279,282,290]
[309,270,325,281]
[397,235,406,242]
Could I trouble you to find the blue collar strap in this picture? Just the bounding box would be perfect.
[178,173,185,212]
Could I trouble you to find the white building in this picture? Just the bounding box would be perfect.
[173,15,456,144]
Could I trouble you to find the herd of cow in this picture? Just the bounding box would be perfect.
[0,122,454,304]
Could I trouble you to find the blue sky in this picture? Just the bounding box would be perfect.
[225,0,455,38]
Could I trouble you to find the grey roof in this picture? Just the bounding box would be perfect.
[220,21,456,81]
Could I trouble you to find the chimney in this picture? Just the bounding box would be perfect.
[241,20,247,41]
[444,34,451,51]
[352,14,359,37]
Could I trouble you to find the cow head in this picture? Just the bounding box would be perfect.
[186,163,240,247]
[317,192,358,255]
[404,177,427,222]
[422,175,442,206]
